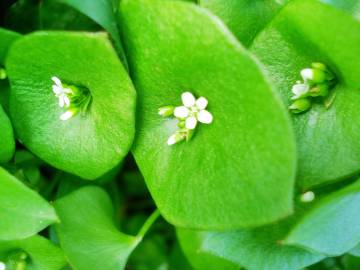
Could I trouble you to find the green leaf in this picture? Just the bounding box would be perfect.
[0,235,66,270]
[177,216,325,270]
[349,243,360,257]
[176,229,238,270]
[0,28,21,112]
[54,186,159,270]
[0,105,15,163]
[119,0,296,229]
[53,0,128,69]
[6,32,136,179]
[251,0,360,188]
[320,0,360,20]
[285,180,360,256]
[0,167,58,240]
[200,0,286,47]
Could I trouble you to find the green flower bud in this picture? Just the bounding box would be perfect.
[177,120,185,128]
[309,83,329,97]
[0,68,7,80]
[311,62,326,71]
[158,105,174,117]
[289,98,312,114]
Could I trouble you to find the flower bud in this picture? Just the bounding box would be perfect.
[309,83,329,97]
[158,106,174,117]
[167,132,186,145]
[289,98,312,114]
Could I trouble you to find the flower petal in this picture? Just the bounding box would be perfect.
[181,92,196,107]
[196,97,208,110]
[63,96,71,107]
[197,110,213,124]
[174,106,190,118]
[0,262,5,270]
[167,134,177,145]
[185,116,197,129]
[51,76,62,86]
[52,85,62,95]
[59,96,65,108]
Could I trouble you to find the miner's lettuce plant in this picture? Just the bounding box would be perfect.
[0,0,359,269]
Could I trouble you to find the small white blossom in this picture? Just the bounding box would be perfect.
[300,68,314,82]
[291,81,309,100]
[174,92,213,130]
[52,76,73,108]
[0,261,5,270]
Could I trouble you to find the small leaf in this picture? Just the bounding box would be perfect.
[251,0,360,188]
[0,167,58,240]
[200,0,287,47]
[54,186,159,270]
[119,0,296,229]
[285,180,360,256]
[6,32,136,179]
[0,235,66,270]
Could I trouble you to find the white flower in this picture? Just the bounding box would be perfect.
[173,92,213,130]
[300,68,314,82]
[52,76,73,108]
[291,81,309,100]
[0,261,6,270]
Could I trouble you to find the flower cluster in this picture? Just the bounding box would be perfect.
[51,76,92,121]
[159,92,213,145]
[289,63,335,114]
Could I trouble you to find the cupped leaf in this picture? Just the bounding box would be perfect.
[251,0,360,188]
[200,0,287,47]
[54,186,159,270]
[119,0,296,229]
[0,105,15,163]
[285,179,360,256]
[0,167,58,240]
[7,32,136,179]
[53,0,128,68]
[177,213,325,270]
[0,235,66,270]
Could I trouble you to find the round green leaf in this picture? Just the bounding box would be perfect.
[7,32,136,179]
[251,0,360,188]
[119,0,296,229]
[285,179,360,256]
[200,0,286,47]
[0,167,58,240]
[0,235,66,270]
[0,105,15,163]
[54,186,159,270]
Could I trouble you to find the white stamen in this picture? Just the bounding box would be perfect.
[185,116,197,129]
[181,92,196,107]
[196,97,208,110]
[174,106,190,118]
[197,110,213,124]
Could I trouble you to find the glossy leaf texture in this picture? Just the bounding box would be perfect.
[54,186,158,270]
[119,0,296,229]
[0,105,15,163]
[52,0,128,68]
[0,167,58,240]
[200,0,287,47]
[6,32,136,179]
[285,179,360,256]
[177,215,325,270]
[251,0,360,188]
[0,235,66,270]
